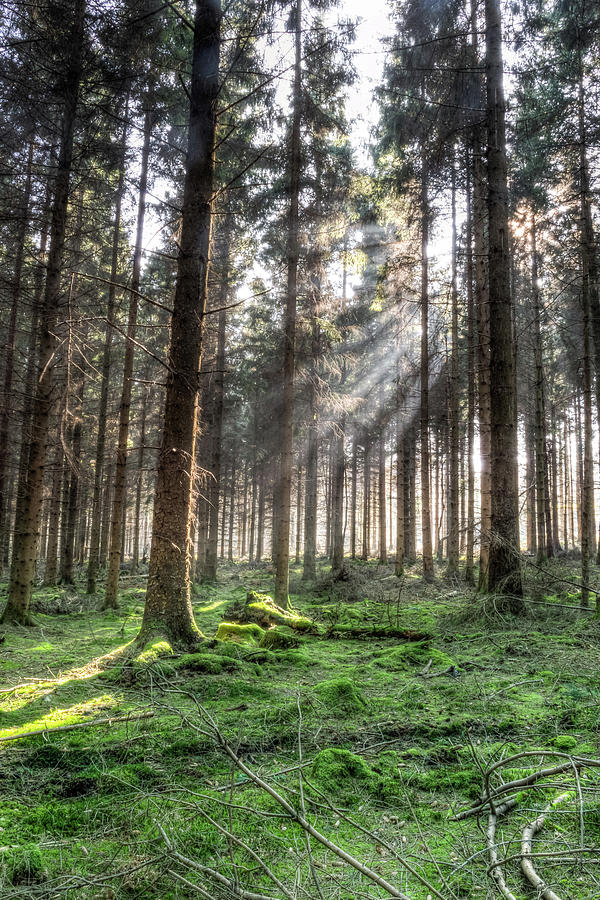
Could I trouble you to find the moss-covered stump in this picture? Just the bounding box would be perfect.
[259,625,300,650]
[215,622,265,645]
[224,591,312,631]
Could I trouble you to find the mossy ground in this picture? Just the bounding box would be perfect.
[1,558,599,898]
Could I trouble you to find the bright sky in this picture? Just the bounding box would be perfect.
[341,0,392,167]
[140,1,393,260]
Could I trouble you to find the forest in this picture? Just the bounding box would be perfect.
[1,0,600,896]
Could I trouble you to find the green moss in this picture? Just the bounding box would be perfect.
[314,677,367,713]
[374,641,455,672]
[259,625,300,650]
[216,622,265,645]
[133,639,173,667]
[311,748,375,796]
[174,652,244,674]
[551,734,578,751]
[246,591,312,631]
[2,843,45,886]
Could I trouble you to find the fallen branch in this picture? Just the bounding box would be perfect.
[156,822,279,900]
[0,711,154,743]
[521,792,571,900]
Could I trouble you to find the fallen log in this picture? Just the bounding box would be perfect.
[0,710,154,743]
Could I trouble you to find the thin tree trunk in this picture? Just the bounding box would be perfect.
[362,444,370,560]
[228,452,236,562]
[87,108,128,593]
[0,139,34,569]
[132,383,148,574]
[395,400,405,577]
[43,443,63,585]
[447,156,460,575]
[378,428,387,564]
[274,0,301,608]
[531,213,549,563]
[295,464,302,564]
[11,150,53,577]
[465,146,476,582]
[331,424,345,574]
[350,438,357,559]
[103,110,151,611]
[4,0,85,625]
[420,160,434,581]
[62,352,85,584]
[204,229,229,581]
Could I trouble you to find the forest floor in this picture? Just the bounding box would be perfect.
[1,558,600,899]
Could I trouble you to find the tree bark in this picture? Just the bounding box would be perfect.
[132,381,148,573]
[447,156,460,575]
[139,0,221,646]
[331,425,345,574]
[87,109,128,593]
[378,428,387,564]
[0,139,34,570]
[531,213,549,564]
[420,161,434,581]
[203,227,229,580]
[4,0,85,625]
[465,145,476,582]
[103,109,151,611]
[274,0,302,607]
[484,0,522,601]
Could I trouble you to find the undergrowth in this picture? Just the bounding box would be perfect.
[0,557,599,898]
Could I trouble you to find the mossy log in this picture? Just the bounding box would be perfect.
[224,591,313,631]
[325,625,431,641]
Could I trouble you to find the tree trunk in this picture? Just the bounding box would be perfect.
[378,428,387,564]
[11,150,53,577]
[132,382,148,574]
[447,156,460,575]
[43,443,63,586]
[420,161,434,581]
[0,139,34,570]
[350,438,357,559]
[465,146,476,582]
[204,228,229,580]
[362,443,370,560]
[87,109,128,593]
[294,463,302,563]
[484,0,522,601]
[4,0,85,625]
[228,452,236,562]
[62,351,85,584]
[395,399,405,576]
[531,213,549,564]
[139,0,221,645]
[331,425,345,574]
[274,0,301,607]
[103,110,151,611]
